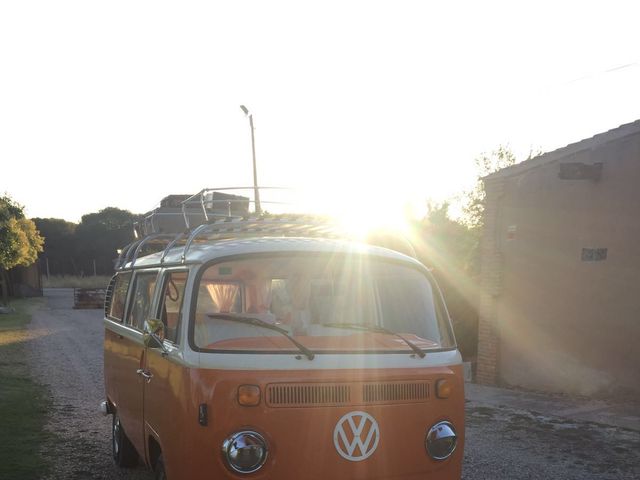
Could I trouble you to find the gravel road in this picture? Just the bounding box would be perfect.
[26,289,151,480]
[25,289,639,479]
[463,403,639,479]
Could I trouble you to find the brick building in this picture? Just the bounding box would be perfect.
[476,120,640,396]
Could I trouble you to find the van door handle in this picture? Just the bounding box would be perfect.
[136,369,153,383]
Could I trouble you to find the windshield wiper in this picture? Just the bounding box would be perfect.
[323,322,426,358]
[206,313,315,360]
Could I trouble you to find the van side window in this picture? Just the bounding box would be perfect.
[108,272,132,321]
[159,272,188,344]
[127,272,158,330]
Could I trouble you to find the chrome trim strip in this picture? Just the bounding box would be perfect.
[195,349,463,371]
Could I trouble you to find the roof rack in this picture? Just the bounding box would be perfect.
[115,233,179,270]
[116,214,345,271]
[134,187,291,237]
[178,215,343,263]
[116,188,345,271]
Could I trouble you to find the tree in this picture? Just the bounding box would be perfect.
[417,202,477,271]
[463,145,543,228]
[412,203,479,359]
[463,145,517,230]
[462,145,541,275]
[459,146,517,277]
[0,195,44,305]
[33,218,78,275]
[74,207,140,275]
[78,207,138,231]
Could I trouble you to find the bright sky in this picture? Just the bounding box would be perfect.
[2,1,639,226]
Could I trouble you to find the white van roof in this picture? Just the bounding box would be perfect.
[116,214,421,272]
[121,236,422,271]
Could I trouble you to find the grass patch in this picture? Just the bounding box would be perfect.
[0,298,52,480]
[43,274,112,289]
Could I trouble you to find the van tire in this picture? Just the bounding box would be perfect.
[155,455,167,480]
[112,414,138,467]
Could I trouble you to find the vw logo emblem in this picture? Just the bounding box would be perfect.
[333,411,380,461]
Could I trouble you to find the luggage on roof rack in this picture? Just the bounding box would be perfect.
[134,187,297,237]
[135,190,252,237]
[119,187,343,271]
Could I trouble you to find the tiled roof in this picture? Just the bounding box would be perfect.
[485,119,640,180]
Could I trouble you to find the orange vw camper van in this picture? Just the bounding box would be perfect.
[102,190,464,480]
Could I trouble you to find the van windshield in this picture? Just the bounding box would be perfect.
[192,254,455,354]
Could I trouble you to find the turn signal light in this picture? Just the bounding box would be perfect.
[435,379,452,399]
[238,385,261,406]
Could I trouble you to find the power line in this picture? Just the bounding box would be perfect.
[564,61,639,85]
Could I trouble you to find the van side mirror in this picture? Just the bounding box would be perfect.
[143,318,167,351]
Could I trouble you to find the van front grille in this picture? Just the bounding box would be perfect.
[265,381,431,407]
[363,382,429,404]
[266,383,351,407]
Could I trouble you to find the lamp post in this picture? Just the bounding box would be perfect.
[240,105,261,215]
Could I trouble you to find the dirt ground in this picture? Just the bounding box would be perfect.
[463,403,639,479]
[26,289,151,480]
[25,289,639,479]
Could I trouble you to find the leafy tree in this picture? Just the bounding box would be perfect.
[463,145,518,230]
[0,196,44,305]
[412,146,538,358]
[412,203,479,358]
[418,202,477,271]
[74,207,140,275]
[463,145,542,227]
[79,207,138,231]
[33,218,78,275]
[462,145,540,275]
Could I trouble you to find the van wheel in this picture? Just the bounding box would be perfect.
[155,455,167,480]
[112,414,138,467]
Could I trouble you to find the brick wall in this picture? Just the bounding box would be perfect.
[476,178,505,385]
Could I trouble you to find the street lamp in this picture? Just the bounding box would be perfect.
[240,105,261,215]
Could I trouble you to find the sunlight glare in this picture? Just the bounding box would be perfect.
[302,185,413,241]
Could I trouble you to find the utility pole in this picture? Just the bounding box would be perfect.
[240,105,262,215]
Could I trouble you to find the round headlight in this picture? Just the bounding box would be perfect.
[426,421,457,460]
[222,431,268,473]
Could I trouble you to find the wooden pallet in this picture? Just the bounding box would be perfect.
[73,288,106,309]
